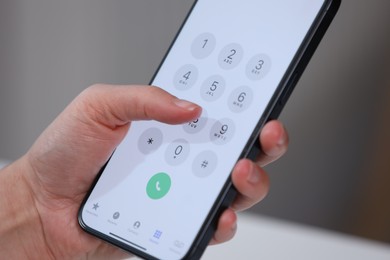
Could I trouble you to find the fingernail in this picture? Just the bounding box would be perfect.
[247,163,260,184]
[268,146,282,157]
[173,99,199,111]
[277,132,287,146]
[231,220,237,233]
[268,135,286,157]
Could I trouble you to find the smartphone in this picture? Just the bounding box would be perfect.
[79,0,340,259]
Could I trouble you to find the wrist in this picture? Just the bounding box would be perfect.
[0,158,51,259]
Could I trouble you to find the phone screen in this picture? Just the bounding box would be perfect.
[79,0,336,259]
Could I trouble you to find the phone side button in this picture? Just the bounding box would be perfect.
[269,72,299,120]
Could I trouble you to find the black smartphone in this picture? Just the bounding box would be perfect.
[78,0,341,259]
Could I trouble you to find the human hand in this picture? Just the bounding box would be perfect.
[0,85,288,259]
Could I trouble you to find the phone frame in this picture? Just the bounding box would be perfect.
[78,0,341,259]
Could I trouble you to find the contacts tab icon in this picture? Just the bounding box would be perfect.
[133,221,141,229]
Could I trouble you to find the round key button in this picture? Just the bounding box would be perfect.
[191,32,216,59]
[218,43,244,70]
[200,75,226,102]
[228,86,254,113]
[173,64,199,90]
[146,173,171,200]
[138,128,163,154]
[246,54,271,81]
[183,110,208,134]
[210,118,235,145]
[165,139,190,166]
[192,150,218,178]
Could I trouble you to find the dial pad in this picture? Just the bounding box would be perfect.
[146,33,272,177]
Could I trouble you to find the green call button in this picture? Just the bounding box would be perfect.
[146,173,171,200]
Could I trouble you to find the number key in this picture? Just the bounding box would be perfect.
[173,64,199,90]
[200,75,226,102]
[228,86,254,113]
[165,139,190,166]
[246,54,271,80]
[218,43,244,70]
[210,118,235,145]
[191,33,216,59]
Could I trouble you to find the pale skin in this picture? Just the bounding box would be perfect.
[0,85,288,259]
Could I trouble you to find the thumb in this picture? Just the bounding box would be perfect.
[24,84,201,201]
[75,84,201,128]
[26,84,201,184]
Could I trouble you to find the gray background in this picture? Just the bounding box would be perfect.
[1,0,390,244]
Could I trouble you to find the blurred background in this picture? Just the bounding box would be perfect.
[1,0,389,246]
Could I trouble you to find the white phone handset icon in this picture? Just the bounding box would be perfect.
[155,181,161,191]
